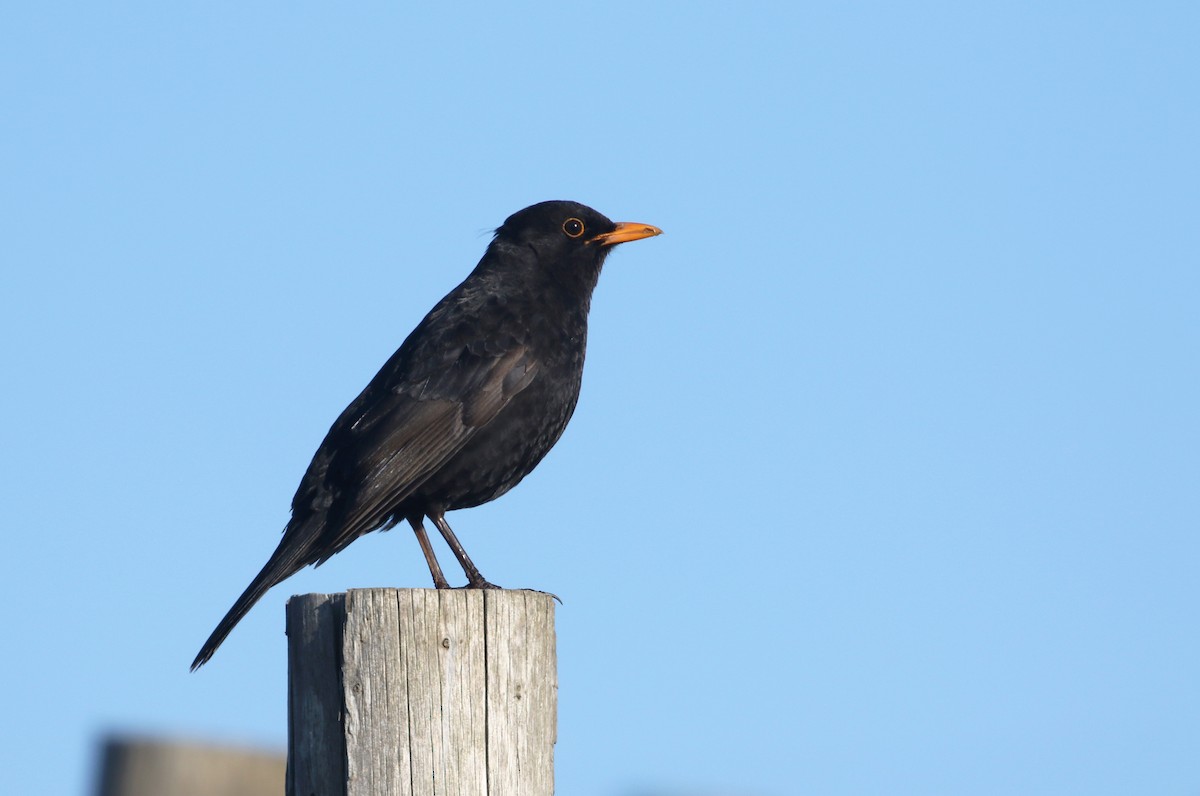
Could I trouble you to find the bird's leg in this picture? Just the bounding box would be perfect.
[430,512,500,589]
[407,515,452,589]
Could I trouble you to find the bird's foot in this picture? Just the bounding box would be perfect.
[457,577,561,604]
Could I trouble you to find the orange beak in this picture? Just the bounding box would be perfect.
[588,221,663,247]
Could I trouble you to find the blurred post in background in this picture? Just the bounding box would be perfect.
[95,736,284,796]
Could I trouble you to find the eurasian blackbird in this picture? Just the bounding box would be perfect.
[192,200,661,669]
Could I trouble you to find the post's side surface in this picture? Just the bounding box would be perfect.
[286,588,557,796]
[286,593,347,796]
[484,590,558,796]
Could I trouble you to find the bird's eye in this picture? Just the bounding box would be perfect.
[562,218,585,238]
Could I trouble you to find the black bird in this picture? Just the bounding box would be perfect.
[192,200,661,669]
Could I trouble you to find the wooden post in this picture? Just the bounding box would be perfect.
[95,736,284,796]
[286,588,557,796]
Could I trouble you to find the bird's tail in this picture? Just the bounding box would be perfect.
[190,540,310,670]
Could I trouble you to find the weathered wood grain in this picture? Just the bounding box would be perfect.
[286,588,556,796]
[484,590,557,796]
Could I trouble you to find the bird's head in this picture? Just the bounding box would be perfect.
[491,200,661,295]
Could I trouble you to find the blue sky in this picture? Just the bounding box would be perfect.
[3,3,1198,794]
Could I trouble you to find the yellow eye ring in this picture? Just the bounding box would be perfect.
[562,218,585,238]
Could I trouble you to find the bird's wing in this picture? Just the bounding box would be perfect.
[191,342,538,670]
[307,343,539,560]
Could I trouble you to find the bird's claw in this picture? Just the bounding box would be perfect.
[528,589,563,605]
